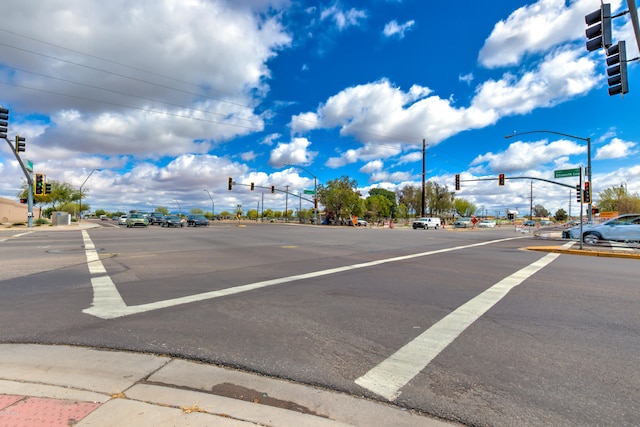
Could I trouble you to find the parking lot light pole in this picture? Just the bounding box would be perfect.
[173,198,182,216]
[203,189,214,217]
[505,130,592,222]
[78,168,102,221]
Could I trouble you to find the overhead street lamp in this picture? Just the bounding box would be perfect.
[173,198,182,216]
[203,189,215,217]
[505,130,592,222]
[285,163,318,225]
[78,168,102,221]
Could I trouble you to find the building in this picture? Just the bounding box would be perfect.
[0,197,41,224]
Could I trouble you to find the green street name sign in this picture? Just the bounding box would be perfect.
[554,168,581,178]
[27,160,33,172]
[303,189,315,195]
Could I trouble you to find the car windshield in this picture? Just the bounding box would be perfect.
[130,214,143,218]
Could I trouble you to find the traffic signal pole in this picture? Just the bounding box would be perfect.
[4,136,34,227]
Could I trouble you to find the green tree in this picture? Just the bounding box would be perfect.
[368,188,397,218]
[597,185,640,214]
[365,194,392,221]
[532,204,549,218]
[247,209,259,220]
[554,208,568,222]
[454,198,477,217]
[156,206,169,215]
[396,203,409,220]
[189,208,204,215]
[317,176,362,224]
[396,185,421,216]
[426,182,455,217]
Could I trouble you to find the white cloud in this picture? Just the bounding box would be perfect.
[459,73,474,85]
[478,0,623,68]
[320,4,367,30]
[325,143,402,168]
[268,137,318,167]
[383,20,415,38]
[359,160,383,174]
[470,138,586,173]
[595,137,638,159]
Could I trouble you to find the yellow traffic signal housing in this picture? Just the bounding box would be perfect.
[34,173,45,196]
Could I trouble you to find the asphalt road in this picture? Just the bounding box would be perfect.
[1,222,638,426]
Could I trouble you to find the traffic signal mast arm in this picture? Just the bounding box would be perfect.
[233,181,316,204]
[460,175,577,189]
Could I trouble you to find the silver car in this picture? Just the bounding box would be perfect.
[563,214,640,244]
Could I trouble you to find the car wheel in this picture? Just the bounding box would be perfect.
[435,225,439,229]
[583,232,602,245]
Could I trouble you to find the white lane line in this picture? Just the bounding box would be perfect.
[0,231,33,242]
[354,241,574,401]
[81,230,127,316]
[82,232,528,319]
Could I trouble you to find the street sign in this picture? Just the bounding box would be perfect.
[554,168,581,178]
[27,160,33,172]
[303,189,315,195]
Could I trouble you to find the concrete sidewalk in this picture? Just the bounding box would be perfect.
[0,344,455,427]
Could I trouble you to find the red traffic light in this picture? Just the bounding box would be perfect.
[498,174,505,186]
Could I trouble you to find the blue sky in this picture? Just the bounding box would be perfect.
[1,0,638,217]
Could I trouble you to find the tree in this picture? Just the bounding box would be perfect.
[368,188,397,217]
[554,208,568,222]
[454,198,477,217]
[532,204,549,218]
[597,185,640,214]
[426,182,455,217]
[317,176,362,224]
[18,180,81,218]
[396,185,421,216]
[365,194,392,221]
[189,208,204,215]
[156,206,169,215]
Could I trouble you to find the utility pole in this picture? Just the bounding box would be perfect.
[421,138,426,217]
[285,185,289,222]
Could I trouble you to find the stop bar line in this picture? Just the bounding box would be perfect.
[354,241,574,401]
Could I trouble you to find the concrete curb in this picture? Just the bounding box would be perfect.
[526,246,640,259]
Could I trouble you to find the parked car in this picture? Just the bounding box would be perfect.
[118,215,128,225]
[162,215,184,228]
[562,214,640,244]
[477,219,496,228]
[126,213,148,228]
[148,212,165,225]
[99,215,109,221]
[454,217,472,228]
[412,217,441,229]
[523,220,536,227]
[539,220,553,226]
[187,214,209,227]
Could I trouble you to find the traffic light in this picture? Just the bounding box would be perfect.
[45,182,52,195]
[20,198,27,204]
[576,184,582,203]
[15,135,26,153]
[583,181,591,203]
[606,41,629,96]
[314,197,318,209]
[35,173,44,196]
[455,174,460,191]
[270,185,275,194]
[0,107,8,139]
[585,3,611,52]
[228,177,233,191]
[498,173,505,186]
[250,182,254,191]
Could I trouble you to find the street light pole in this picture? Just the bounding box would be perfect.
[203,189,214,218]
[173,198,182,216]
[78,168,102,222]
[285,163,318,225]
[505,130,592,222]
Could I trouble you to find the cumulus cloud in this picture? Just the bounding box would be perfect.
[383,20,415,38]
[268,137,318,167]
[478,0,622,68]
[595,138,638,159]
[359,160,384,174]
[470,138,586,173]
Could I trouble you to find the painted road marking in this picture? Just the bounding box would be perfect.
[82,230,529,319]
[354,241,575,401]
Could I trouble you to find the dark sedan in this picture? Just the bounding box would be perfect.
[187,214,209,227]
[161,215,184,228]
